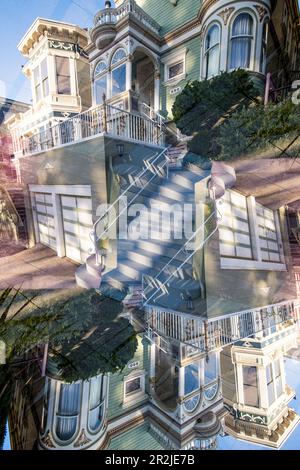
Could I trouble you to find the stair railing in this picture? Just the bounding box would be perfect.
[142,196,222,307]
[91,146,172,264]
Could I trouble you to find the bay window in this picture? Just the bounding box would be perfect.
[230,13,254,70]
[111,48,127,96]
[204,24,220,79]
[94,61,107,104]
[55,382,81,442]
[56,56,71,95]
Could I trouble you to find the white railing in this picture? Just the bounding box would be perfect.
[16,103,165,157]
[146,299,296,353]
[91,146,171,264]
[94,0,161,35]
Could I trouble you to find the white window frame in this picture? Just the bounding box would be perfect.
[123,371,146,405]
[219,191,286,271]
[162,49,186,85]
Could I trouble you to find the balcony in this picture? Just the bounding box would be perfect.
[90,0,160,49]
[13,103,165,157]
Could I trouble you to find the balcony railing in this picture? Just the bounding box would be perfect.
[93,0,160,35]
[15,104,165,157]
[146,299,297,353]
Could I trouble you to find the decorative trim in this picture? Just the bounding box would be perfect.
[48,40,88,58]
[41,431,55,448]
[74,429,91,448]
[217,7,235,26]
[254,5,268,22]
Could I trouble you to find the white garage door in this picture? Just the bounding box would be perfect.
[33,192,57,250]
[61,195,93,263]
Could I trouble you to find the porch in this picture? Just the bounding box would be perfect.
[13,102,165,158]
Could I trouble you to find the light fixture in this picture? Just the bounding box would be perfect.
[117,143,124,157]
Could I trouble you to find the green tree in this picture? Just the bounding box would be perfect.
[172,70,260,159]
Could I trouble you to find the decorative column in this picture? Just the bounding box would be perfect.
[154,69,161,112]
[48,54,57,96]
[126,55,133,91]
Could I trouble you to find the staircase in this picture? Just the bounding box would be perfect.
[75,142,211,313]
[8,187,27,240]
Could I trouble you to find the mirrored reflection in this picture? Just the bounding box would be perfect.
[1,288,300,451]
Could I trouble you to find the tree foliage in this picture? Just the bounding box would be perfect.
[217,99,300,160]
[172,70,260,159]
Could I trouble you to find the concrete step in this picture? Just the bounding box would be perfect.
[86,254,103,278]
[75,264,101,289]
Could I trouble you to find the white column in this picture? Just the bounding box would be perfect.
[154,71,160,111]
[236,363,244,405]
[178,365,185,399]
[107,70,112,99]
[126,57,133,91]
[247,196,261,261]
[48,55,57,95]
[69,56,77,96]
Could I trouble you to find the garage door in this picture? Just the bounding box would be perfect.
[33,192,57,250]
[61,195,93,263]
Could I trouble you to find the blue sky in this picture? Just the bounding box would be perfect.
[0,0,106,103]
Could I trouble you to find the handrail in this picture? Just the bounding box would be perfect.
[143,198,222,307]
[91,145,171,264]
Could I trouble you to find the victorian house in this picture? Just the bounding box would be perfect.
[4,0,300,451]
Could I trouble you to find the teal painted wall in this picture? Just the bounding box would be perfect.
[161,36,201,117]
[107,335,151,420]
[135,0,203,36]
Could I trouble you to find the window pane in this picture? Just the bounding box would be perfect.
[168,62,184,79]
[219,190,252,259]
[41,58,48,80]
[243,366,259,407]
[184,363,200,395]
[232,13,253,36]
[230,38,251,69]
[257,204,280,262]
[35,83,42,102]
[33,66,40,84]
[111,48,126,65]
[125,377,141,395]
[56,382,81,441]
[206,25,219,51]
[205,353,218,384]
[112,64,126,95]
[56,56,71,94]
[206,45,220,78]
[95,75,107,104]
[94,61,107,76]
[43,78,49,97]
[230,14,253,69]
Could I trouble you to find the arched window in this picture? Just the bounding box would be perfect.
[260,21,269,73]
[94,61,107,105]
[111,48,127,96]
[204,24,220,79]
[88,376,105,433]
[55,382,81,442]
[230,13,254,70]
